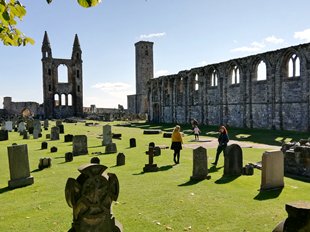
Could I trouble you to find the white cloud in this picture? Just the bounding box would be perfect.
[154,70,170,77]
[198,60,208,66]
[92,82,131,91]
[264,35,284,44]
[140,32,166,39]
[294,28,310,42]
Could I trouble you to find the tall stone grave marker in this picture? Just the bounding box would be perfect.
[33,120,41,139]
[43,119,49,129]
[5,121,13,131]
[143,145,158,172]
[73,135,88,156]
[58,124,64,134]
[224,144,243,176]
[56,120,62,126]
[26,119,34,134]
[65,164,123,232]
[261,150,284,191]
[18,122,26,133]
[116,153,125,166]
[0,130,8,141]
[51,126,60,140]
[102,125,112,146]
[129,138,136,148]
[7,144,34,189]
[191,146,208,180]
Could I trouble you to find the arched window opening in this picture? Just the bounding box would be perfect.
[48,68,51,76]
[76,53,79,59]
[211,70,218,86]
[68,94,72,106]
[231,66,240,84]
[54,94,60,107]
[48,85,52,92]
[61,94,66,106]
[77,85,80,92]
[58,64,68,83]
[76,70,80,78]
[257,60,267,81]
[194,74,199,91]
[288,54,301,78]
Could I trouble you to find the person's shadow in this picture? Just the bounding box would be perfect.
[208,165,223,173]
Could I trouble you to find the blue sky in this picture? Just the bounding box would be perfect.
[1,0,310,108]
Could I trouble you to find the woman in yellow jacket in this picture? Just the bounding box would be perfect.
[171,125,183,164]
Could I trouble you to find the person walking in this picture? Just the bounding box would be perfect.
[171,125,183,164]
[211,125,229,166]
[193,125,201,141]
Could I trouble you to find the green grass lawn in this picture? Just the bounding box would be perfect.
[0,121,309,232]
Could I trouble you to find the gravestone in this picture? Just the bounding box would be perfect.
[242,164,254,175]
[27,119,34,134]
[64,134,74,142]
[112,133,122,139]
[50,146,58,153]
[90,157,100,164]
[56,120,62,126]
[105,143,117,154]
[261,150,284,191]
[65,152,73,162]
[43,119,49,129]
[224,144,243,176]
[143,146,158,172]
[18,122,26,133]
[149,142,155,148]
[58,124,64,134]
[51,126,60,140]
[163,132,173,138]
[273,202,310,232]
[65,164,123,232]
[154,146,161,156]
[129,138,136,148]
[4,121,13,131]
[33,120,41,139]
[102,125,112,146]
[191,146,209,180]
[22,131,29,140]
[116,153,125,166]
[143,129,162,134]
[38,157,52,170]
[73,135,88,156]
[0,130,8,141]
[7,144,34,189]
[41,142,48,150]
[46,134,51,139]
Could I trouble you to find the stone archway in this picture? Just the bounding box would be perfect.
[21,108,32,117]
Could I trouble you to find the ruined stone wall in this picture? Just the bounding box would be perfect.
[148,43,310,131]
[3,97,41,117]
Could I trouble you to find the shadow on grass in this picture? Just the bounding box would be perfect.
[215,175,240,184]
[54,156,65,159]
[0,186,10,194]
[31,168,41,173]
[178,179,204,186]
[285,174,310,183]
[208,165,223,173]
[132,165,174,175]
[88,145,103,148]
[254,188,283,201]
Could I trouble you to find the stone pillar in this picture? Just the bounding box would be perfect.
[191,146,208,180]
[102,125,112,146]
[261,150,284,191]
[7,144,34,189]
[224,144,243,176]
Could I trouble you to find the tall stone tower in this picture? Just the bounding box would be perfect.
[42,31,83,119]
[127,41,154,114]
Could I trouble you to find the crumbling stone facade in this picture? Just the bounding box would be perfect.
[42,31,83,119]
[3,97,43,118]
[146,43,310,131]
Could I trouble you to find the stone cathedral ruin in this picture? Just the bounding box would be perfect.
[128,41,310,132]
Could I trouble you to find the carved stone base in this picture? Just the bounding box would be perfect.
[8,176,34,189]
[143,164,158,172]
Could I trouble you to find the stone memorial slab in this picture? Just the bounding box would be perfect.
[18,122,26,133]
[64,134,74,142]
[56,120,62,126]
[65,164,123,232]
[41,142,48,150]
[0,130,9,141]
[112,133,122,139]
[224,144,243,176]
[191,146,208,180]
[102,125,112,146]
[105,143,117,154]
[51,126,60,140]
[129,138,136,148]
[38,157,52,170]
[46,134,51,139]
[116,153,125,166]
[43,119,49,129]
[73,135,88,156]
[143,129,162,134]
[50,146,58,153]
[4,121,13,131]
[261,150,284,191]
[65,152,73,162]
[58,124,64,134]
[7,144,34,189]
[143,146,158,172]
[163,132,172,138]
[26,119,34,134]
[22,131,29,140]
[154,146,161,156]
[33,120,41,139]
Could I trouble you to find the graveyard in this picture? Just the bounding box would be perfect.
[0,121,310,232]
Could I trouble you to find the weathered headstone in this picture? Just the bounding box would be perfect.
[191,146,208,180]
[154,146,161,156]
[90,157,100,164]
[73,135,88,156]
[50,146,58,153]
[18,122,26,133]
[41,142,48,150]
[38,157,52,170]
[58,124,64,134]
[116,153,125,166]
[0,130,8,141]
[22,131,29,140]
[56,120,62,127]
[112,133,122,139]
[51,126,60,140]
[261,150,284,191]
[27,119,34,134]
[65,152,73,162]
[105,143,117,154]
[64,134,74,142]
[273,202,310,232]
[143,146,158,172]
[4,121,13,131]
[149,142,155,148]
[46,134,51,139]
[129,138,136,148]
[43,119,49,129]
[33,120,41,139]
[65,164,123,232]
[242,164,254,175]
[163,132,173,138]
[143,129,162,134]
[7,144,34,189]
[224,144,243,176]
[102,125,112,146]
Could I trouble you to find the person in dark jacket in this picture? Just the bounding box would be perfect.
[211,125,229,166]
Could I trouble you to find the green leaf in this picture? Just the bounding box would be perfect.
[77,0,101,8]
[46,0,52,4]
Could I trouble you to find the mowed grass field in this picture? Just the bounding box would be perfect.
[0,121,309,232]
